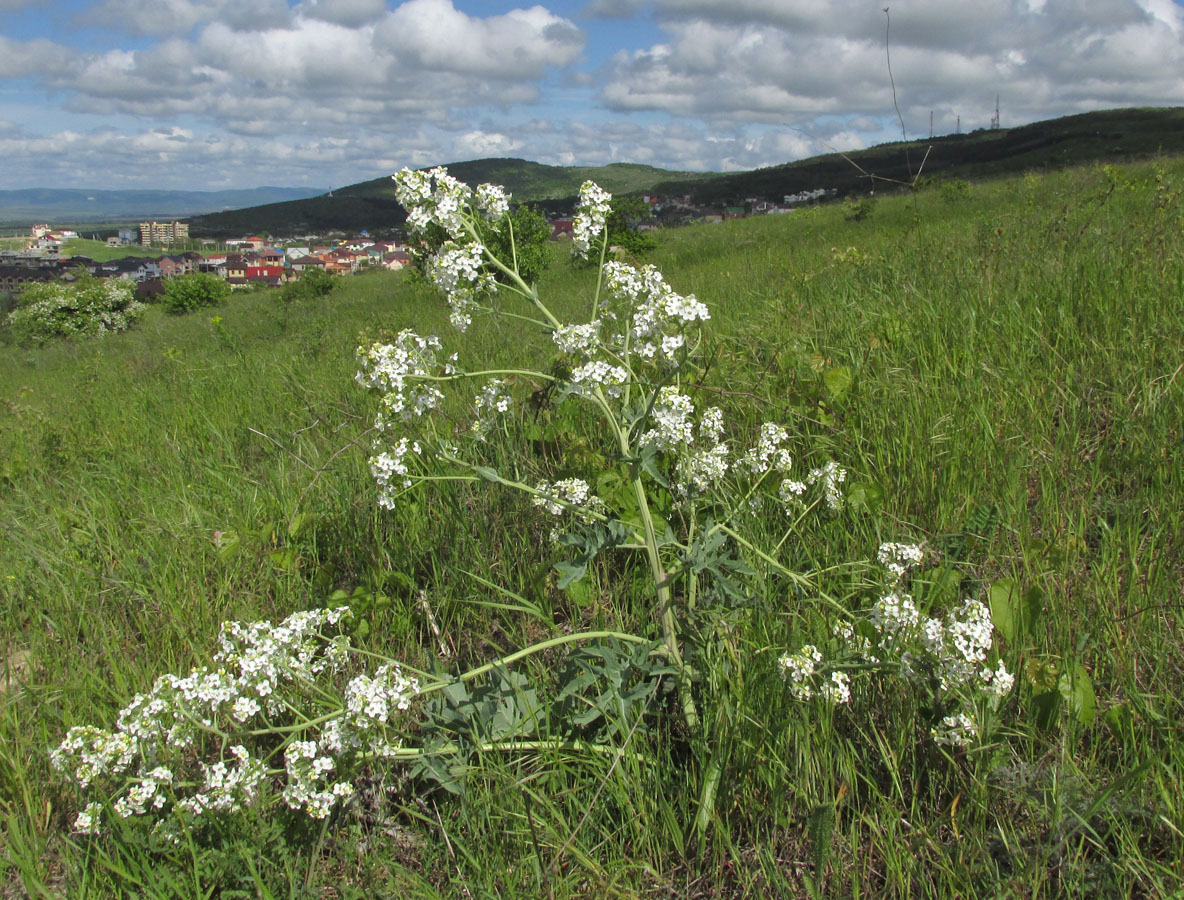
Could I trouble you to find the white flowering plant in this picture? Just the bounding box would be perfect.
[50,605,654,838]
[778,541,1015,748]
[8,274,146,345]
[53,168,1017,841]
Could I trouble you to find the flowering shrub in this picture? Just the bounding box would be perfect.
[53,168,1015,840]
[8,274,145,345]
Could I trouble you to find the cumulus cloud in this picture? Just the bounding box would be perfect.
[374,0,583,80]
[82,0,291,36]
[295,0,389,27]
[598,0,1184,136]
[0,0,1181,188]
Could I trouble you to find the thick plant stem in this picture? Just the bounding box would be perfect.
[626,455,700,731]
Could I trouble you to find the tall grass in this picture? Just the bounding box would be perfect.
[3,160,1183,898]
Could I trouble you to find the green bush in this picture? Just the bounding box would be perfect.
[484,204,552,285]
[279,267,337,303]
[162,272,231,314]
[7,274,145,345]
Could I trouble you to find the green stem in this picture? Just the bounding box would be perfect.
[618,423,700,731]
[360,738,650,765]
[422,630,650,694]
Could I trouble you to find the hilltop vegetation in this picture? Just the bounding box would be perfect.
[3,158,1183,898]
[189,159,710,236]
[188,107,1184,238]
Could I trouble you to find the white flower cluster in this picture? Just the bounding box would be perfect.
[552,320,602,356]
[474,182,511,222]
[931,712,979,748]
[807,461,847,511]
[573,180,612,258]
[570,360,630,398]
[779,644,821,699]
[356,330,446,425]
[175,746,267,819]
[739,423,793,475]
[369,437,422,509]
[639,386,696,452]
[471,378,512,439]
[633,387,731,497]
[604,261,710,367]
[778,541,1015,747]
[426,241,497,332]
[394,167,507,332]
[393,167,473,239]
[877,542,925,583]
[532,478,606,522]
[282,740,355,819]
[52,607,421,834]
[779,645,853,705]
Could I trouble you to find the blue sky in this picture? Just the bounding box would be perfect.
[1,0,1182,190]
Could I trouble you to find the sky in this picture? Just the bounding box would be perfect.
[0,0,1182,190]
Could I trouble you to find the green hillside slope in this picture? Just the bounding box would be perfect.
[187,107,1184,236]
[188,160,708,236]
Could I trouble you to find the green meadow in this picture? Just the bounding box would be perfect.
[2,160,1182,898]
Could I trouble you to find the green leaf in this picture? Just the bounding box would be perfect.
[807,803,835,886]
[563,578,596,608]
[555,560,587,589]
[989,578,1020,644]
[845,480,884,512]
[474,466,500,482]
[1059,664,1096,727]
[214,530,241,562]
[287,512,314,540]
[1021,584,1044,635]
[822,365,853,401]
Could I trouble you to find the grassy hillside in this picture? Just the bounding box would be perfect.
[652,106,1184,204]
[3,157,1183,898]
[189,159,709,237]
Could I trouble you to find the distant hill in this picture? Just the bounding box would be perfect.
[649,106,1184,206]
[0,187,327,225]
[188,161,710,237]
[186,107,1184,237]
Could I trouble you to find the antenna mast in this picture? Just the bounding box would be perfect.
[990,94,1000,130]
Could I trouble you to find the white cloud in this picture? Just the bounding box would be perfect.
[295,0,389,27]
[0,0,1181,189]
[598,0,1184,137]
[0,35,75,79]
[374,0,583,80]
[83,0,291,36]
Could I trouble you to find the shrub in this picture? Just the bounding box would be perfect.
[279,267,337,303]
[7,275,145,345]
[843,195,877,222]
[162,272,231,314]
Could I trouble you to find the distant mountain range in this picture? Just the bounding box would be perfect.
[184,107,1184,238]
[0,187,327,224]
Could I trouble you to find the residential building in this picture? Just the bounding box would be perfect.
[140,221,190,245]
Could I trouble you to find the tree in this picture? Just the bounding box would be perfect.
[605,196,657,257]
[483,204,552,287]
[161,272,231,314]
